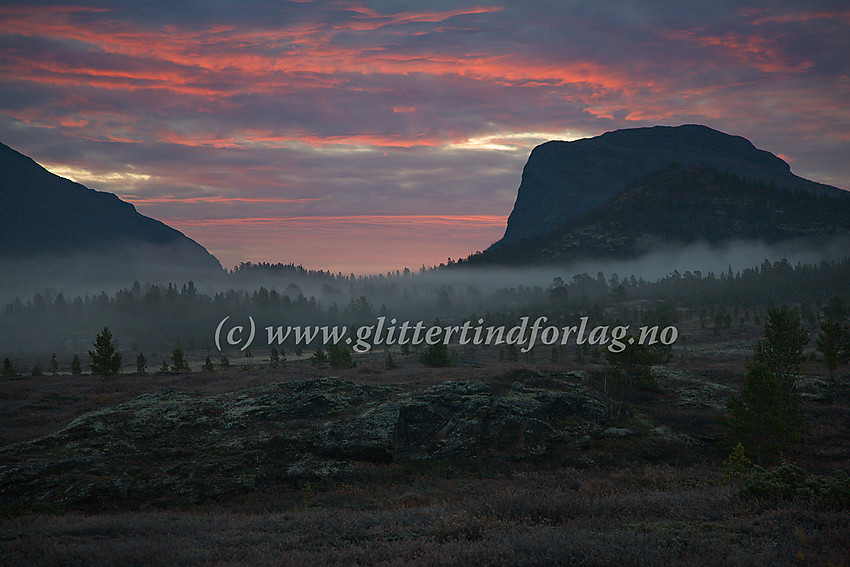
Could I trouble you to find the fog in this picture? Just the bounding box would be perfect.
[0,242,225,306]
[1,235,848,360]
[403,235,850,293]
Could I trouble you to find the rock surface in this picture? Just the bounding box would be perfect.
[0,374,612,509]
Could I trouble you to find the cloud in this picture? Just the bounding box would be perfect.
[1,1,848,273]
[164,213,508,274]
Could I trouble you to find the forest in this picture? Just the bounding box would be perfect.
[2,255,850,368]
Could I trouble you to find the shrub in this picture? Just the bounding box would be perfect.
[311,347,327,366]
[723,443,752,481]
[420,342,453,367]
[328,343,355,369]
[740,465,850,508]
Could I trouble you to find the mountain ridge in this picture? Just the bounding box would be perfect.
[462,164,850,266]
[499,124,846,246]
[0,141,222,278]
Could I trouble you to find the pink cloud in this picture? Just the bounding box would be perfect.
[162,214,507,273]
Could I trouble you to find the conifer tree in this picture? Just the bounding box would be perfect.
[136,353,147,375]
[89,327,122,376]
[71,355,82,376]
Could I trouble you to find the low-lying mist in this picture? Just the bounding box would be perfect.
[2,235,848,360]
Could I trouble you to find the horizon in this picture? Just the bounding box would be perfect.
[2,2,849,274]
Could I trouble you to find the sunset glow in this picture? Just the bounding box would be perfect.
[1,1,848,273]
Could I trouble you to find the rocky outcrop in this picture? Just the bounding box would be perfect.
[0,374,611,509]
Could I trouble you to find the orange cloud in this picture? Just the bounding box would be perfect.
[124,196,322,205]
[749,8,850,26]
[162,213,508,273]
[167,214,507,228]
[0,4,637,101]
[340,5,503,31]
[665,29,813,74]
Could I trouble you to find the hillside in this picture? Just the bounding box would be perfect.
[499,124,845,245]
[0,141,222,280]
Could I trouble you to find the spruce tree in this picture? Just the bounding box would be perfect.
[816,319,844,383]
[720,361,803,465]
[754,305,808,389]
[385,351,398,369]
[71,355,83,376]
[136,353,147,375]
[89,327,122,376]
[721,307,808,464]
[419,342,452,367]
[3,357,17,377]
[170,347,190,374]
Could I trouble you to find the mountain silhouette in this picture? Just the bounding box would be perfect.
[499,124,845,245]
[462,164,850,266]
[0,141,222,278]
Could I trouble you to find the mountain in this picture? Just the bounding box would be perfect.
[462,165,850,266]
[0,141,222,279]
[499,124,844,245]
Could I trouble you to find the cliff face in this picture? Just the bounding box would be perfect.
[462,165,850,266]
[0,141,222,275]
[499,124,843,245]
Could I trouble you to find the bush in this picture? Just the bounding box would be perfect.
[722,443,752,481]
[310,347,327,366]
[740,464,850,508]
[740,463,806,500]
[420,342,453,367]
[327,343,355,369]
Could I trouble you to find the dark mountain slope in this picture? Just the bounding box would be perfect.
[462,165,850,266]
[0,141,222,275]
[500,124,844,245]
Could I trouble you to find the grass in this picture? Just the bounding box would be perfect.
[2,466,848,566]
[1,314,848,565]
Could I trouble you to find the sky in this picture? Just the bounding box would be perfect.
[1,1,848,274]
